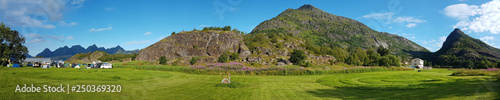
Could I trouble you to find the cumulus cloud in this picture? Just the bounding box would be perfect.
[480,36,496,46]
[422,36,447,51]
[0,0,85,29]
[144,32,152,35]
[125,40,150,45]
[444,0,500,34]
[89,27,112,32]
[405,23,416,28]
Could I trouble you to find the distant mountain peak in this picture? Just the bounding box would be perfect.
[297,4,318,11]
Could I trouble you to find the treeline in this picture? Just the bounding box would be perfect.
[201,26,244,34]
[434,55,499,69]
[329,46,401,67]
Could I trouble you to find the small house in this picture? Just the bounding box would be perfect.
[411,58,424,69]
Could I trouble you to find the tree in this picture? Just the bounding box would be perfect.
[289,49,306,65]
[378,56,390,67]
[171,32,176,35]
[465,60,474,69]
[218,51,229,63]
[159,56,167,65]
[1,22,28,66]
[189,57,198,65]
[387,55,401,66]
[377,46,389,56]
[222,26,231,31]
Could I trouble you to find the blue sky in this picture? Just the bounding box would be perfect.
[1,0,499,56]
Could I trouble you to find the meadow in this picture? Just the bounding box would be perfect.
[0,66,498,100]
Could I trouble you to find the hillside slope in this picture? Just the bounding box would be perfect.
[249,4,428,56]
[433,28,500,67]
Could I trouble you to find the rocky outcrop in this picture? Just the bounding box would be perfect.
[66,51,108,63]
[135,30,250,63]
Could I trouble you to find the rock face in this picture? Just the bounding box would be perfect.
[135,30,250,63]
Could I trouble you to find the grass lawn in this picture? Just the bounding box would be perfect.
[0,67,498,99]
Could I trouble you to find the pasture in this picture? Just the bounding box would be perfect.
[0,67,498,99]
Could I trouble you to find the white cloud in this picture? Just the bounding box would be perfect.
[59,21,78,26]
[445,0,500,34]
[144,32,152,35]
[198,25,210,28]
[125,40,150,45]
[480,36,496,46]
[363,12,426,28]
[388,26,392,29]
[25,33,66,44]
[362,12,394,20]
[0,0,85,29]
[405,23,416,28]
[89,27,112,32]
[480,36,495,41]
[66,35,74,40]
[393,17,427,23]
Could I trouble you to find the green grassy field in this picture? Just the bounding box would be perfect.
[0,67,498,100]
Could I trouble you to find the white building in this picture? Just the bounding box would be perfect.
[411,58,424,69]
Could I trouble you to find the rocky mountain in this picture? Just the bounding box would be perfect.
[35,44,138,61]
[249,4,428,56]
[135,30,250,64]
[433,28,500,67]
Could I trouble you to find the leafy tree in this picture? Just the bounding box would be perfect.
[387,55,401,66]
[230,52,239,61]
[223,26,232,31]
[331,47,347,62]
[465,60,474,69]
[289,49,306,65]
[189,57,199,65]
[377,46,389,56]
[159,56,167,65]
[496,61,500,68]
[218,51,229,63]
[0,22,28,66]
[171,32,176,35]
[347,54,360,66]
[378,56,390,67]
[478,60,486,69]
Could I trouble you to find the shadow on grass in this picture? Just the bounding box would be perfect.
[308,79,500,100]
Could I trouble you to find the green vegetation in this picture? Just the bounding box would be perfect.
[159,56,167,65]
[0,67,497,99]
[0,22,28,66]
[189,57,198,65]
[218,52,229,63]
[99,53,137,62]
[289,49,306,66]
[229,52,239,61]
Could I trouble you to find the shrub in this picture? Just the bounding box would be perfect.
[289,49,306,65]
[189,57,198,65]
[218,52,229,63]
[159,56,167,65]
[230,53,239,61]
[304,62,312,67]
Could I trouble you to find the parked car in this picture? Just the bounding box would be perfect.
[100,63,112,69]
[33,62,41,68]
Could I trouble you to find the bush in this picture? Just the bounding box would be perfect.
[304,62,312,67]
[230,53,239,61]
[218,52,229,63]
[289,49,306,65]
[189,57,198,65]
[159,56,167,65]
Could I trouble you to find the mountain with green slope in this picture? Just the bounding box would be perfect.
[433,28,500,68]
[247,4,429,58]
